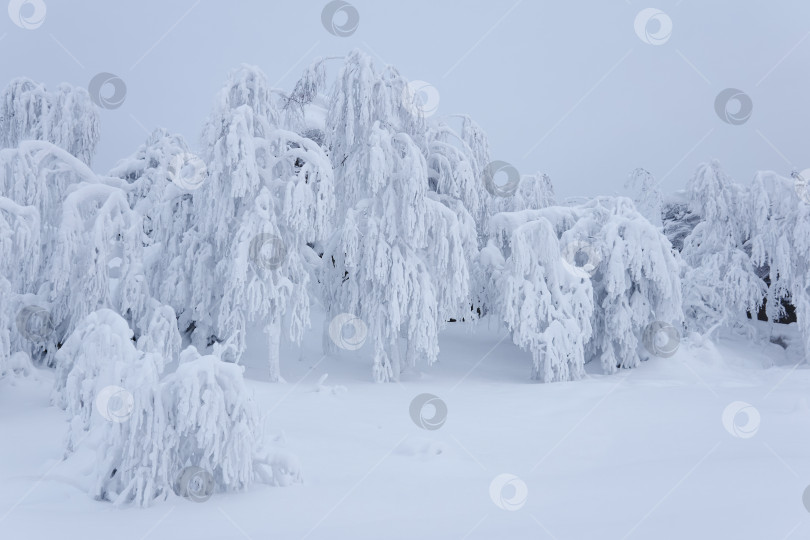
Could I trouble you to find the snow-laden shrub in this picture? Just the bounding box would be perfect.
[160,346,261,495]
[90,347,168,506]
[52,309,142,446]
[92,344,269,507]
[54,310,292,506]
[97,344,299,506]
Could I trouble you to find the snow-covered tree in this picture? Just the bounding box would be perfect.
[0,195,40,295]
[425,117,494,319]
[0,141,123,364]
[572,197,682,372]
[661,191,701,252]
[0,195,42,364]
[317,52,490,380]
[426,118,491,231]
[747,170,810,359]
[490,172,556,214]
[0,137,181,372]
[483,213,594,381]
[48,183,147,343]
[626,168,663,227]
[0,78,99,164]
[325,50,427,222]
[282,57,327,132]
[0,141,99,239]
[323,125,470,381]
[107,129,204,328]
[189,65,334,380]
[680,161,764,333]
[486,196,682,378]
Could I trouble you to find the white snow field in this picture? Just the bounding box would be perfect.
[1,315,808,540]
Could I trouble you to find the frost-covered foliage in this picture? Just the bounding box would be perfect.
[0,141,137,364]
[48,183,149,342]
[486,197,682,378]
[662,191,701,252]
[680,161,764,333]
[626,168,663,227]
[283,57,327,131]
[669,162,810,355]
[323,125,471,381]
[571,198,682,372]
[52,310,286,506]
[427,117,492,233]
[191,65,334,380]
[325,49,426,221]
[0,78,99,164]
[482,215,593,381]
[319,51,482,381]
[0,141,99,236]
[747,171,810,359]
[0,196,40,293]
[160,346,261,495]
[52,310,145,447]
[107,129,201,322]
[493,172,556,213]
[91,347,167,506]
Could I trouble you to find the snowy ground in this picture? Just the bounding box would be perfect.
[1,315,809,540]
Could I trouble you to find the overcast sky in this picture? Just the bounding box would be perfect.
[2,0,808,198]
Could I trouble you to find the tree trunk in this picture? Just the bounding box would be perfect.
[322,313,337,356]
[266,315,282,382]
[390,337,401,382]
